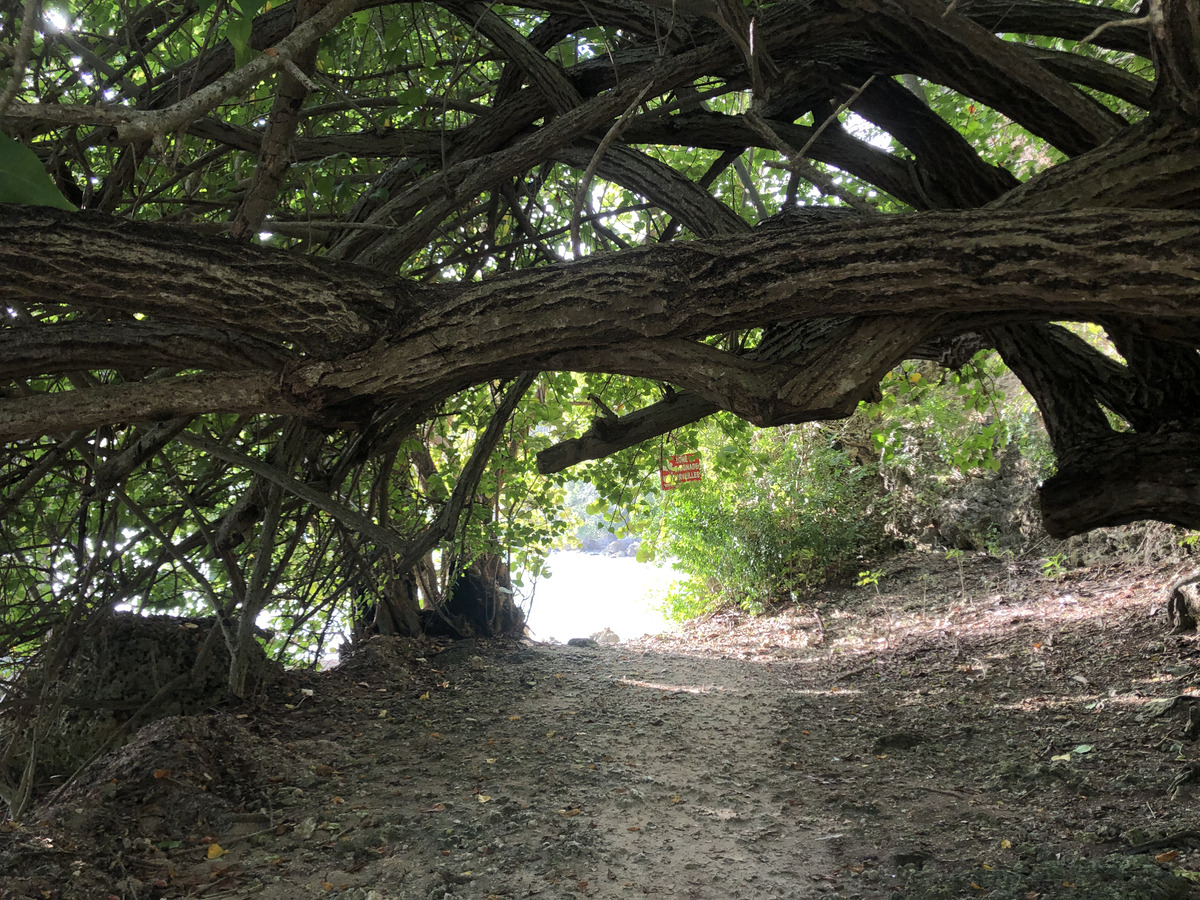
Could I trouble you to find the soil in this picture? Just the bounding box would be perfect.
[5,551,1200,899]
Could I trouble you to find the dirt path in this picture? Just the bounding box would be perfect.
[6,553,1200,899]
[263,643,843,899]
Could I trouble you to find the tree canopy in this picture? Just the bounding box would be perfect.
[1,0,1199,660]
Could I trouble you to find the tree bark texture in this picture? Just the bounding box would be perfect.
[5,0,1200,548]
[5,206,1200,434]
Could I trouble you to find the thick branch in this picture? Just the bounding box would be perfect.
[554,142,748,237]
[231,0,325,239]
[849,75,1019,208]
[1039,432,1200,537]
[536,326,989,472]
[0,322,290,378]
[988,323,1131,457]
[0,372,301,439]
[855,0,1127,155]
[991,118,1200,212]
[5,206,1200,440]
[0,207,405,355]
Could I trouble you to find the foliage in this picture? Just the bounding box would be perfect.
[648,421,883,619]
[0,0,1190,706]
[863,352,1011,476]
[1041,553,1068,580]
[0,132,75,209]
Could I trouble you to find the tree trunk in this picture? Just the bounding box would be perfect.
[423,552,525,639]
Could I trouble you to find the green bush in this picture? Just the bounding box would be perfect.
[653,425,881,619]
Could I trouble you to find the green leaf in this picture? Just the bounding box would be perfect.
[234,0,267,17]
[0,132,76,210]
[227,14,255,68]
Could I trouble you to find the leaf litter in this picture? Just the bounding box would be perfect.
[3,552,1200,898]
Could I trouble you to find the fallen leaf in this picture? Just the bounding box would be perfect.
[485,758,497,764]
[419,692,430,700]
[420,802,446,813]
[546,730,556,739]
[478,794,491,803]
[1000,839,1012,849]
[558,808,581,817]
[1156,850,1180,864]
[207,842,226,859]
[627,826,640,832]
[509,715,521,721]
[153,769,172,780]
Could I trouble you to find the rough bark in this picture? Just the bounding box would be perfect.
[5,206,1200,443]
[4,0,1200,550]
[1039,433,1200,537]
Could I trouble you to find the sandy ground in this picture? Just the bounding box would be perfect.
[4,552,1200,899]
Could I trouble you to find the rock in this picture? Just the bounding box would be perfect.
[591,627,620,645]
[566,638,598,648]
[604,536,639,557]
[1167,572,1200,632]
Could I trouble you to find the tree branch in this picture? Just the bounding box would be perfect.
[4,0,359,142]
[1039,431,1200,537]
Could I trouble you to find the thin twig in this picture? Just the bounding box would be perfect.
[745,106,877,213]
[570,81,654,257]
[796,76,876,162]
[1074,8,1159,52]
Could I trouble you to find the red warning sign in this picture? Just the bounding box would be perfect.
[660,452,702,490]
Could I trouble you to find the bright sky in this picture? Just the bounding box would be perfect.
[522,551,678,643]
